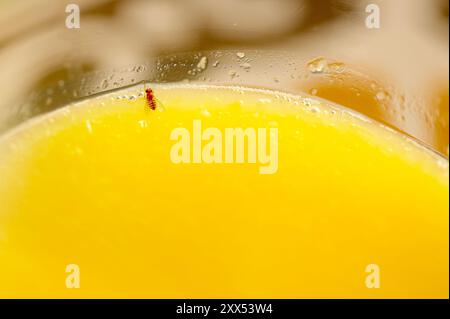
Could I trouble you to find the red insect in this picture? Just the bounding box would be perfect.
[145,87,157,110]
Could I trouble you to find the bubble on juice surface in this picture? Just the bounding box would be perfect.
[310,106,320,113]
[85,120,93,134]
[138,119,148,129]
[258,98,272,104]
[437,157,449,169]
[236,52,246,59]
[200,108,211,117]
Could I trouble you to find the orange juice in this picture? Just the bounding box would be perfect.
[0,84,448,298]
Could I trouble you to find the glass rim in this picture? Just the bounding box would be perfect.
[3,49,449,162]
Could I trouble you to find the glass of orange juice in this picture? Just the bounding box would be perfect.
[0,51,448,298]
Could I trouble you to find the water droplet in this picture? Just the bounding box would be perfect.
[228,70,238,79]
[135,65,146,73]
[310,88,318,95]
[240,62,251,70]
[197,56,208,71]
[213,61,220,67]
[307,58,346,75]
[307,57,327,74]
[327,62,346,73]
[101,79,109,89]
[376,91,386,101]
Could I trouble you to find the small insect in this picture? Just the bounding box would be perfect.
[142,82,164,112]
[145,87,157,110]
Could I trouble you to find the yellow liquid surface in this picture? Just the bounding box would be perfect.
[0,84,448,298]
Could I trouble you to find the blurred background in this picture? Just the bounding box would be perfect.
[0,0,448,155]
